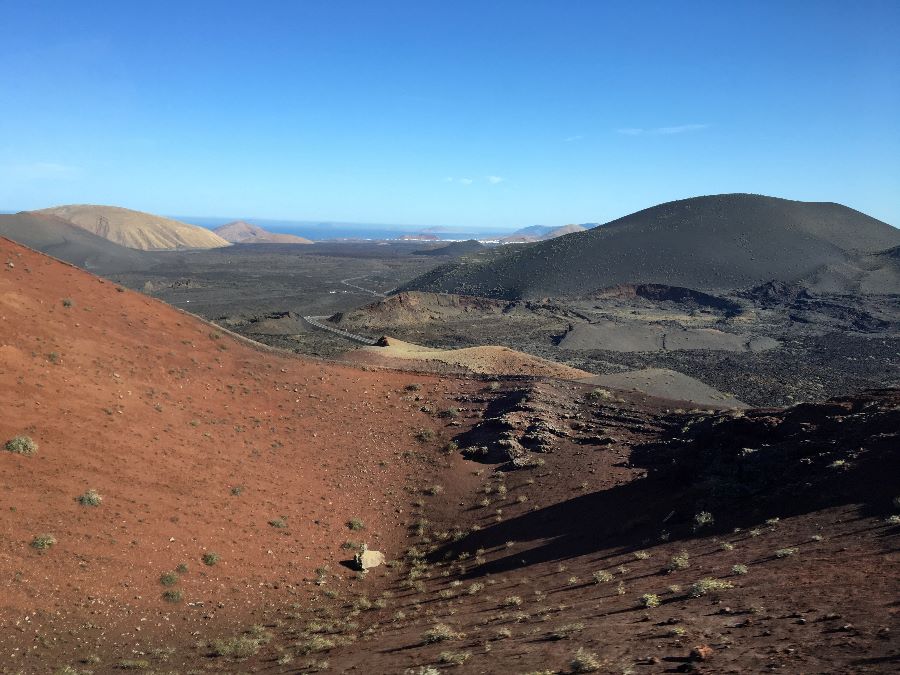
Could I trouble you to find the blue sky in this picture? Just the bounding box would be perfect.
[1,1,898,229]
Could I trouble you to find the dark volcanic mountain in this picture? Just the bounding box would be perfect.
[0,212,158,272]
[414,239,486,256]
[399,194,900,299]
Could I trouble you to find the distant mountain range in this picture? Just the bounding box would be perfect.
[499,223,595,243]
[398,194,900,298]
[213,220,312,244]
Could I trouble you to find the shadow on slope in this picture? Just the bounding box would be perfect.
[436,388,899,577]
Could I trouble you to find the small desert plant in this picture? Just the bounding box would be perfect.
[641,593,661,608]
[502,595,523,608]
[633,550,651,560]
[230,486,243,496]
[774,547,798,558]
[585,388,613,401]
[443,441,459,454]
[592,570,613,584]
[62,298,74,308]
[212,635,261,658]
[732,564,749,575]
[693,511,714,531]
[268,517,287,528]
[175,563,189,574]
[5,435,37,456]
[720,541,734,551]
[551,622,584,639]
[438,651,471,665]
[404,383,422,392]
[668,551,690,571]
[689,577,733,597]
[415,429,435,443]
[116,660,151,670]
[31,534,56,551]
[423,484,444,496]
[571,647,601,672]
[202,551,221,566]
[810,534,824,541]
[423,623,459,643]
[159,571,179,586]
[162,589,183,603]
[76,489,103,507]
[467,582,485,595]
[346,517,365,531]
[48,351,60,363]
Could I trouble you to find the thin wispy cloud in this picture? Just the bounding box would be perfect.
[617,124,708,136]
[486,175,504,184]
[564,135,584,142]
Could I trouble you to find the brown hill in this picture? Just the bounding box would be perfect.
[0,235,472,669]
[213,220,313,244]
[31,204,230,250]
[500,223,589,243]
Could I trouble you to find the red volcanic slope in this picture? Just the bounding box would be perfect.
[0,237,475,665]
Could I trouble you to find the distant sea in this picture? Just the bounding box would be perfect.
[175,215,503,242]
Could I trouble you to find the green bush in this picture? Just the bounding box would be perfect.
[571,647,602,672]
[202,551,221,566]
[423,623,459,643]
[212,635,261,658]
[76,489,102,507]
[31,534,56,551]
[689,577,733,597]
[5,435,37,456]
[162,589,183,603]
[159,572,179,586]
[668,551,690,571]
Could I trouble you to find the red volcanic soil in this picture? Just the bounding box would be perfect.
[1,236,898,673]
[0,238,479,670]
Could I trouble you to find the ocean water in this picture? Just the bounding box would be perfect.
[175,215,500,242]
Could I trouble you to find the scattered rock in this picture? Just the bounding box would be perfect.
[690,645,714,661]
[353,545,385,571]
